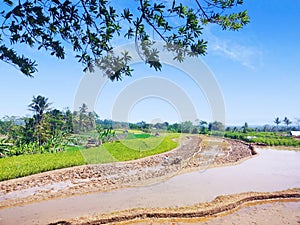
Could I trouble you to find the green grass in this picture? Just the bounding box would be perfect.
[103,134,179,161]
[0,134,179,181]
[125,133,152,139]
[127,129,144,134]
[80,145,118,164]
[225,131,300,147]
[0,150,86,181]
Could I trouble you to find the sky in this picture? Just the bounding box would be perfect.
[0,0,300,126]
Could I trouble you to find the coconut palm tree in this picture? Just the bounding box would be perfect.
[28,95,51,145]
[283,117,292,131]
[79,103,88,115]
[242,122,249,133]
[274,117,281,132]
[28,95,51,124]
[87,111,96,129]
[79,103,88,131]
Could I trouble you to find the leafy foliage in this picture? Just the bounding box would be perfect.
[72,103,97,133]
[0,0,249,79]
[208,121,225,131]
[28,95,51,122]
[96,125,115,144]
[283,117,292,129]
[0,138,12,157]
[0,96,75,157]
[225,131,300,147]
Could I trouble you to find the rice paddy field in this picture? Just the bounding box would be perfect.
[0,133,179,181]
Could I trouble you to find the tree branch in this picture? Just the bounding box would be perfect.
[195,0,210,21]
[139,0,166,42]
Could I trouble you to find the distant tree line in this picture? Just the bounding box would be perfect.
[1,95,299,157]
[125,120,225,135]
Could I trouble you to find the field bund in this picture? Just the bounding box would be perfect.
[0,136,299,224]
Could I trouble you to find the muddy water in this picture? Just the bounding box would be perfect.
[0,148,300,225]
[0,181,73,201]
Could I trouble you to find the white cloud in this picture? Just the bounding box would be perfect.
[204,27,263,69]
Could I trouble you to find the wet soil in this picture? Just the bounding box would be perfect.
[132,199,300,225]
[0,135,253,209]
[65,189,300,225]
[1,137,299,225]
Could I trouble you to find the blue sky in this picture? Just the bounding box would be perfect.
[0,0,299,126]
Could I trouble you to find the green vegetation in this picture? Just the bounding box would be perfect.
[0,98,102,158]
[225,132,300,147]
[0,1,249,78]
[0,148,85,181]
[125,133,151,139]
[224,117,300,146]
[1,95,298,182]
[0,134,179,181]
[104,134,179,161]
[96,125,116,144]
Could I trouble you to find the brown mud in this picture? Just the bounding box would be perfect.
[0,135,254,209]
[65,189,300,225]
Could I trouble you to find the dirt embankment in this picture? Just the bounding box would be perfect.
[0,135,254,208]
[64,189,300,225]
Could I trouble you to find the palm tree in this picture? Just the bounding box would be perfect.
[78,103,88,132]
[274,117,281,132]
[72,111,80,133]
[28,95,51,146]
[28,95,51,124]
[79,103,88,115]
[283,117,292,131]
[87,111,96,129]
[242,122,249,133]
[199,120,207,127]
